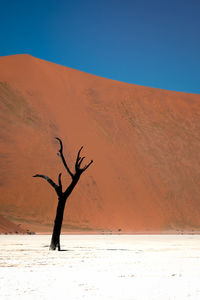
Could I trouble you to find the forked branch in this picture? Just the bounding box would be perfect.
[75,146,93,174]
[82,159,93,171]
[56,138,93,177]
[33,174,62,196]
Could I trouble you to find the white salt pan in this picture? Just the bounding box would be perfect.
[0,234,200,299]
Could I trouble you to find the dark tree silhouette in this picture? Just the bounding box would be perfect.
[33,138,93,251]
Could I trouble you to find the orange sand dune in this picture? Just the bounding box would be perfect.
[0,215,27,234]
[0,54,200,233]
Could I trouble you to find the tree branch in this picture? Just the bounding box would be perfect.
[33,174,58,190]
[76,146,83,163]
[75,146,93,174]
[82,160,93,171]
[75,146,83,171]
[56,137,74,178]
[55,139,93,179]
[78,157,85,167]
[58,173,62,187]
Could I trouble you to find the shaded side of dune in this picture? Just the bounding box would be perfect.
[0,215,34,234]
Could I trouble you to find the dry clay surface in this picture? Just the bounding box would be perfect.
[0,235,200,299]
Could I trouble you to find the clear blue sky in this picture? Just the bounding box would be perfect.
[0,0,200,93]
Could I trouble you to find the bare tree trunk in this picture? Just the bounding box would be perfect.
[50,197,66,250]
[50,176,80,250]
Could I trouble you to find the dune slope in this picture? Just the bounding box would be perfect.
[0,215,27,234]
[0,54,200,232]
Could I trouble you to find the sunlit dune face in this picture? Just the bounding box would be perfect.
[0,54,200,233]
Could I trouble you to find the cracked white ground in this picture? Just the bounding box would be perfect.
[0,234,200,299]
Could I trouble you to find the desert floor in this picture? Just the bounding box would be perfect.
[0,234,200,299]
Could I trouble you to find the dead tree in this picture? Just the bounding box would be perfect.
[33,138,93,251]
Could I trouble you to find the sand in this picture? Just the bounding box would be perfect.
[1,54,200,232]
[0,215,27,234]
[0,234,200,299]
